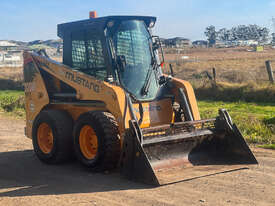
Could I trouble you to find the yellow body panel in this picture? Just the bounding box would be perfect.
[24,51,200,143]
[23,52,50,138]
[133,98,174,128]
[170,77,201,120]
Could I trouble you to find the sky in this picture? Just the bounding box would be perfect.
[1,0,275,41]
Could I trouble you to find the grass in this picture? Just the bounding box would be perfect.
[258,144,275,150]
[164,47,275,84]
[192,81,275,145]
[198,100,275,144]
[0,67,24,90]
[0,90,24,98]
[194,81,275,103]
[0,47,273,147]
[0,90,274,146]
[0,90,25,118]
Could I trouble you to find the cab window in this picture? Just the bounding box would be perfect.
[71,31,107,80]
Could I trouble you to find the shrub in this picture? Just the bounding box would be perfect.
[0,95,25,112]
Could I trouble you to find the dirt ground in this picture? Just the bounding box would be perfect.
[0,115,274,206]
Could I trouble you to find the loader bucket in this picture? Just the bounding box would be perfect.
[120,109,258,186]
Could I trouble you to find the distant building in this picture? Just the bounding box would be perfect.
[0,41,23,67]
[0,51,23,67]
[0,40,18,51]
[164,37,191,48]
[241,40,258,46]
[219,40,259,47]
[159,38,166,47]
[254,45,264,52]
[192,40,208,48]
[215,40,227,48]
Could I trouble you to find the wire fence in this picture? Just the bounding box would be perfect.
[164,59,275,85]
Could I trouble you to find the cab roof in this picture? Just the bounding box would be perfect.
[57,15,157,39]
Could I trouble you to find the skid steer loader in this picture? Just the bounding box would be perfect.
[23,12,257,186]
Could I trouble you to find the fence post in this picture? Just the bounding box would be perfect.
[212,68,216,84]
[169,64,174,77]
[265,60,274,84]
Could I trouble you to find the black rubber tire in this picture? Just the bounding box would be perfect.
[73,111,121,171]
[32,110,73,164]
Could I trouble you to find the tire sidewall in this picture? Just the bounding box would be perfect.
[73,116,105,168]
[32,113,58,162]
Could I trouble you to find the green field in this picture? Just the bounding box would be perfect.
[0,90,25,117]
[0,90,24,98]
[0,90,274,147]
[198,101,275,145]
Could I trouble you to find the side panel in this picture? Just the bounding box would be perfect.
[23,52,50,138]
[171,77,201,120]
[133,99,174,128]
[48,104,106,121]
[30,53,127,135]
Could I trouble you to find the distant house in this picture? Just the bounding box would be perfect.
[0,39,63,67]
[242,40,258,46]
[219,40,259,47]
[192,40,208,48]
[0,41,18,51]
[0,41,23,67]
[0,53,20,61]
[215,40,227,48]
[0,51,23,67]
[164,37,191,48]
[159,38,166,47]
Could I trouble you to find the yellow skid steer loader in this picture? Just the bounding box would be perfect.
[23,13,257,186]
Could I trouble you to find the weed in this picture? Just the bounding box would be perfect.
[0,91,25,116]
[258,144,275,150]
[198,100,275,144]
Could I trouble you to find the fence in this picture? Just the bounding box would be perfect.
[265,61,274,84]
[192,64,275,85]
[165,59,275,84]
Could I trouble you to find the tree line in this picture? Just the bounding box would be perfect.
[204,25,273,46]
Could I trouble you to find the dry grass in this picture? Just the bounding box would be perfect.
[0,67,23,79]
[164,46,275,83]
[0,47,274,91]
[194,81,275,103]
[0,67,24,90]
[164,46,275,62]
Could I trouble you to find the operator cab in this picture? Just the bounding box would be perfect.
[58,14,165,101]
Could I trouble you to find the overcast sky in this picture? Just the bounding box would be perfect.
[1,0,275,41]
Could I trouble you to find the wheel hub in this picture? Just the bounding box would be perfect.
[37,123,54,154]
[79,125,98,160]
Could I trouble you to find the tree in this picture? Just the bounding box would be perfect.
[271,33,275,45]
[257,26,269,43]
[217,28,232,41]
[204,25,217,47]
[213,24,270,44]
